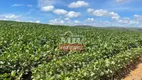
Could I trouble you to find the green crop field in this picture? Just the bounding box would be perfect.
[1,21,142,80]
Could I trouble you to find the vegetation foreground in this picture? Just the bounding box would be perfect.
[1,21,142,80]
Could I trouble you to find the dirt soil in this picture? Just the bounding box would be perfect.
[122,57,142,80]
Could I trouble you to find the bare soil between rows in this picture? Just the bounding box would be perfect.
[120,56,142,80]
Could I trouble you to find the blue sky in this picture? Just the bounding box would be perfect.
[0,0,142,27]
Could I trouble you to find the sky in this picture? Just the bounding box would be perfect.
[0,0,142,27]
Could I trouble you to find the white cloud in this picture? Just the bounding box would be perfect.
[87,8,94,13]
[129,20,139,24]
[53,9,68,15]
[118,18,129,24]
[116,0,126,3]
[40,5,80,18]
[134,14,140,17]
[38,1,81,18]
[117,17,139,26]
[49,19,65,25]
[0,18,7,20]
[134,14,142,20]
[0,14,42,24]
[22,20,42,23]
[41,5,54,12]
[93,9,108,16]
[48,18,81,25]
[64,18,70,21]
[12,4,24,7]
[87,8,120,20]
[38,0,55,7]
[60,20,64,24]
[27,4,33,8]
[68,1,89,8]
[99,21,111,27]
[85,18,95,22]
[15,20,21,22]
[103,21,111,24]
[36,20,40,23]
[66,11,81,18]
[4,14,21,19]
[84,19,112,27]
[109,12,120,20]
[74,20,80,24]
[27,20,34,22]
[47,16,141,27]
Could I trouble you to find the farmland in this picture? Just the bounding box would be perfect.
[1,20,142,80]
